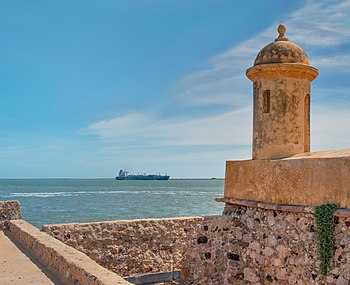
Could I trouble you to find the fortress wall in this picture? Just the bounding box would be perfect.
[0,200,21,229]
[43,207,350,285]
[8,219,131,285]
[42,217,209,278]
[183,205,350,285]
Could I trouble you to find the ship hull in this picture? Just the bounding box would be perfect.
[116,175,170,181]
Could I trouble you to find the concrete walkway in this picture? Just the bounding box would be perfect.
[0,230,63,285]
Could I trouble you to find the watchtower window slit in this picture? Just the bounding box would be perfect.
[263,90,270,113]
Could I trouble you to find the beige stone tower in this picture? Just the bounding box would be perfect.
[246,24,318,159]
[223,24,350,209]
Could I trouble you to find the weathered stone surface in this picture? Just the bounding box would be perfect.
[0,200,21,229]
[246,25,318,160]
[254,25,310,67]
[0,230,63,285]
[225,149,350,208]
[243,267,259,283]
[336,276,349,285]
[43,217,206,278]
[43,206,350,285]
[8,220,131,285]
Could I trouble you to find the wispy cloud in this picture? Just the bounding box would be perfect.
[83,0,350,155]
[286,0,350,47]
[173,45,255,108]
[313,54,350,72]
[174,0,350,109]
[0,145,33,157]
[312,105,350,150]
[84,107,252,147]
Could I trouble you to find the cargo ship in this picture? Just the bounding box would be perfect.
[115,169,170,180]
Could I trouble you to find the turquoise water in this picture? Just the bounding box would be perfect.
[0,179,224,228]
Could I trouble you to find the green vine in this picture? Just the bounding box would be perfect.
[314,204,337,277]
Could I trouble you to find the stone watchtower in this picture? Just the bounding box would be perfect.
[223,24,350,208]
[246,24,318,159]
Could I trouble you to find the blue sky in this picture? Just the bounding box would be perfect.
[1,0,350,178]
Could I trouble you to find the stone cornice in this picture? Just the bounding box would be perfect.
[246,63,318,81]
[216,197,350,218]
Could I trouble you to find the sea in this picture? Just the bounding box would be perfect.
[0,179,224,228]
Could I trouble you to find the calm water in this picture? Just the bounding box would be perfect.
[0,179,224,228]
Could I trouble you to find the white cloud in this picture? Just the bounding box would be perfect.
[83,0,350,161]
[313,86,350,104]
[84,107,252,147]
[0,145,33,157]
[84,113,153,138]
[174,0,350,109]
[173,44,255,108]
[286,0,350,47]
[313,54,350,72]
[312,105,350,150]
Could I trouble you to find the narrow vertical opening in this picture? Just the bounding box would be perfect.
[263,90,270,113]
[304,94,310,152]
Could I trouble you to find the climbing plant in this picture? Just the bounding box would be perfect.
[314,204,337,277]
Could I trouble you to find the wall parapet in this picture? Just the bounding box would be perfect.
[42,216,207,278]
[42,210,350,284]
[8,220,132,285]
[224,152,350,208]
[0,200,21,229]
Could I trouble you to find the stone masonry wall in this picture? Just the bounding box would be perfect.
[0,200,21,229]
[42,217,207,277]
[43,206,350,285]
[8,219,131,285]
[184,204,350,285]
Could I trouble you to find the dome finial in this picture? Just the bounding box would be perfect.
[275,24,289,42]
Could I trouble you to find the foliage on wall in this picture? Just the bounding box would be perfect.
[314,204,337,276]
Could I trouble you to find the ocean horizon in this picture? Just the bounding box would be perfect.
[0,178,224,228]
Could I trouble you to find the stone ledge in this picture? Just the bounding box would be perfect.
[216,197,350,218]
[8,220,132,285]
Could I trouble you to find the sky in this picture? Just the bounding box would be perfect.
[1,0,350,178]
